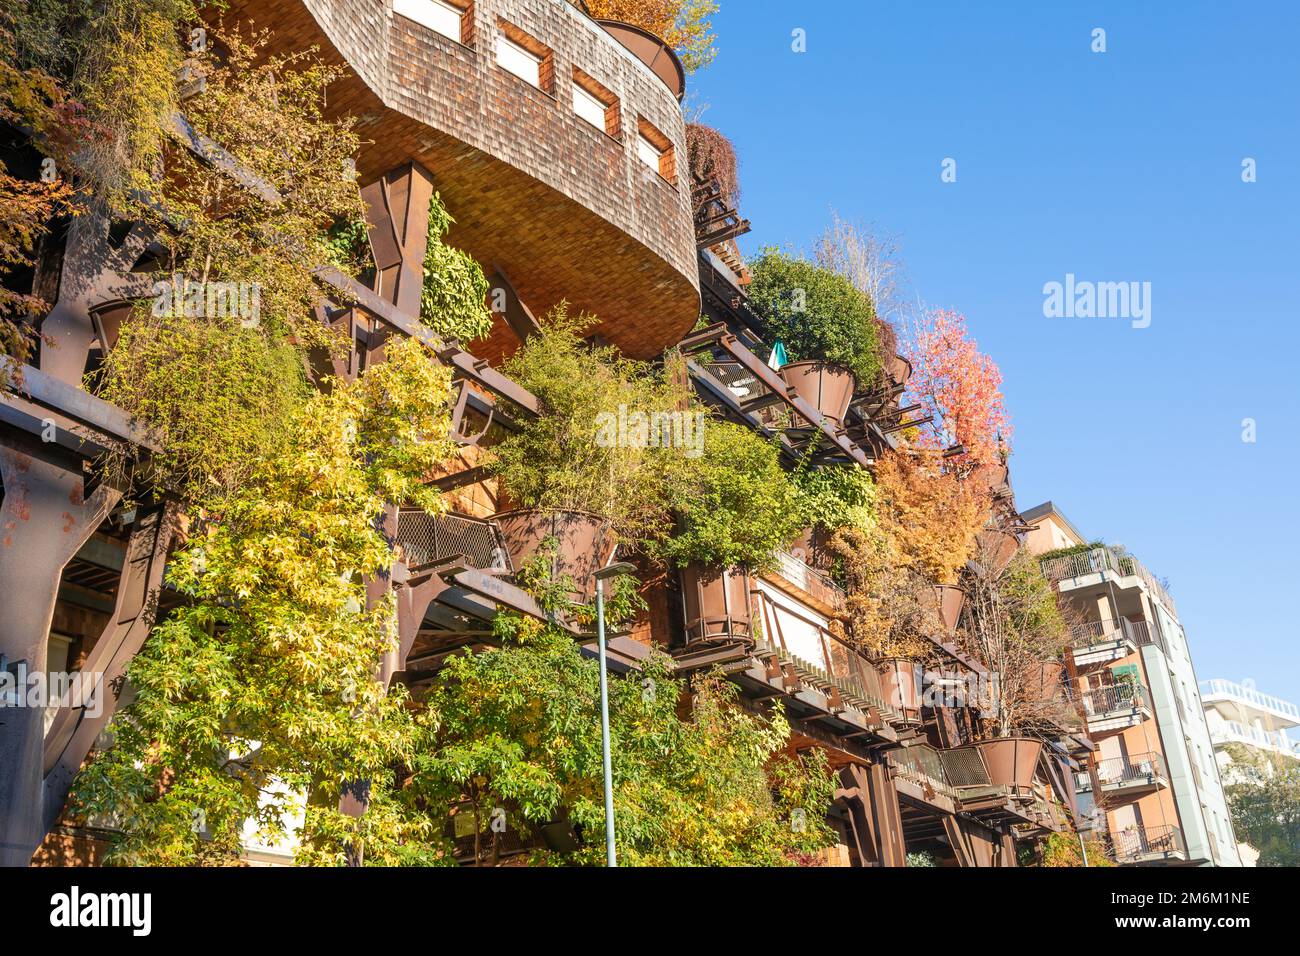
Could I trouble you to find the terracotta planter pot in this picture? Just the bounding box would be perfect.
[679,564,752,649]
[878,657,922,720]
[973,737,1043,789]
[931,584,966,633]
[778,361,857,424]
[1032,661,1066,702]
[976,528,1019,574]
[888,353,912,388]
[493,509,612,597]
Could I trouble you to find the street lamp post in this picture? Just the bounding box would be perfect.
[594,561,635,868]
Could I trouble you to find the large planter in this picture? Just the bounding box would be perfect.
[888,353,912,388]
[778,361,857,425]
[931,584,967,634]
[975,529,1019,574]
[973,737,1043,790]
[1033,662,1066,703]
[679,564,753,649]
[878,657,923,721]
[493,509,612,598]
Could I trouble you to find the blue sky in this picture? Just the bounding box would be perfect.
[691,1,1300,704]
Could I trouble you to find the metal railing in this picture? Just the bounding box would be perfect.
[1200,679,1300,721]
[753,627,895,720]
[1112,824,1184,862]
[394,510,509,572]
[1040,547,1177,616]
[1081,682,1150,718]
[888,744,959,800]
[772,549,846,609]
[1095,752,1167,787]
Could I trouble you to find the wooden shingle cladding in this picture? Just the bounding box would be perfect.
[214,0,698,362]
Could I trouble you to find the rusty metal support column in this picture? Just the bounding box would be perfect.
[0,433,119,866]
[41,504,178,835]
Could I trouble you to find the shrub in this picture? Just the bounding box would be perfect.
[493,304,684,543]
[652,420,806,571]
[746,248,882,385]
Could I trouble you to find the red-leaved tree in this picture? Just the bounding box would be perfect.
[904,308,1011,469]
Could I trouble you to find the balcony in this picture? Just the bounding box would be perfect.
[1040,547,1177,617]
[1201,679,1300,727]
[1209,719,1300,759]
[1068,619,1137,667]
[1111,824,1186,864]
[1095,752,1169,796]
[766,549,846,616]
[887,744,959,804]
[752,625,902,729]
[1080,683,1152,733]
[213,0,701,361]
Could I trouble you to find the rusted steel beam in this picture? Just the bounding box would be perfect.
[361,162,434,319]
[486,266,542,345]
[0,433,121,866]
[41,504,179,834]
[1,358,161,453]
[681,323,872,468]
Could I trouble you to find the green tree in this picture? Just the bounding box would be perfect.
[402,557,837,866]
[746,248,883,386]
[71,337,455,865]
[1227,763,1300,867]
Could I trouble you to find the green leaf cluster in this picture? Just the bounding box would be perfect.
[419,192,494,343]
[746,247,883,385]
[72,337,456,865]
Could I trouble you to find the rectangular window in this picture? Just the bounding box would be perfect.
[636,116,676,184]
[496,33,542,88]
[573,83,607,130]
[636,134,662,171]
[395,0,465,44]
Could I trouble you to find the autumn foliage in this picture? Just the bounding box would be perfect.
[579,0,718,73]
[874,448,990,585]
[905,308,1011,469]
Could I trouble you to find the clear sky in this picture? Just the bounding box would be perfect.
[690,1,1300,705]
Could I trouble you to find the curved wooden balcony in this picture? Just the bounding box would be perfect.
[215,0,700,361]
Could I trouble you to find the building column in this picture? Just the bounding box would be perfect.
[0,434,119,866]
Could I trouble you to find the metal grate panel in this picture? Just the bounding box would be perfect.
[395,511,510,572]
[940,746,992,788]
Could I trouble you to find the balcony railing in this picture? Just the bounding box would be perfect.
[754,627,895,720]
[1081,683,1150,719]
[1112,824,1185,862]
[1210,719,1300,758]
[887,744,959,800]
[772,549,846,610]
[1201,679,1300,722]
[1095,752,1168,789]
[1040,547,1177,616]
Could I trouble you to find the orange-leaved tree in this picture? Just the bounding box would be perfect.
[874,448,989,586]
[904,308,1011,469]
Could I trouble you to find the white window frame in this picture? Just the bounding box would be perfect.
[393,0,463,44]
[572,82,607,131]
[636,133,663,173]
[496,33,542,88]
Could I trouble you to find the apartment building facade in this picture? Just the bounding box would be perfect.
[1200,679,1299,865]
[1022,502,1241,866]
